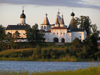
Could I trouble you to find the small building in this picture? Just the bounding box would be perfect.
[5,9,30,42]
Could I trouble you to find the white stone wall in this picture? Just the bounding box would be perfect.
[44,29,73,43]
[44,30,86,43]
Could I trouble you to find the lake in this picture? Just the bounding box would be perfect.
[0,61,99,72]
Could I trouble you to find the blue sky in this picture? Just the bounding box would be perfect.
[0,0,100,29]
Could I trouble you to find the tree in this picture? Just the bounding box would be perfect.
[32,45,41,59]
[26,24,44,45]
[7,32,12,41]
[71,38,83,57]
[13,31,20,39]
[83,33,98,59]
[91,24,98,34]
[0,25,6,42]
[0,25,7,51]
[75,16,92,35]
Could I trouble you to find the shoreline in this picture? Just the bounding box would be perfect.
[0,66,100,75]
[0,58,99,62]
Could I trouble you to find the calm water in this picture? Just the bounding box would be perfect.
[0,61,99,72]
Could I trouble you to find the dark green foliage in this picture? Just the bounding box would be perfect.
[0,25,7,51]
[7,32,12,41]
[13,31,20,39]
[83,33,98,59]
[78,16,92,35]
[0,42,7,51]
[26,24,44,46]
[0,25,6,42]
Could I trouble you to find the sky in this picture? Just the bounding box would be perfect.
[0,0,100,29]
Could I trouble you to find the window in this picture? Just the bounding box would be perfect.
[63,33,65,35]
[41,26,43,29]
[44,26,46,29]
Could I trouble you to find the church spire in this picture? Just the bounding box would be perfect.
[55,15,60,27]
[57,9,61,24]
[41,13,50,31]
[69,12,76,29]
[60,15,64,24]
[20,6,26,25]
[22,6,24,13]
[42,13,50,25]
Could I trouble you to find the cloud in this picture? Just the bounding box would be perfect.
[0,0,100,9]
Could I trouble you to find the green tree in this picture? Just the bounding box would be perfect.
[75,16,92,35]
[84,33,98,59]
[0,25,6,51]
[13,31,20,39]
[71,38,83,57]
[7,32,12,41]
[26,24,44,45]
[32,45,41,59]
[0,25,6,42]
[91,24,98,33]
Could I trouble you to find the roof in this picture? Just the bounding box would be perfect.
[42,14,50,25]
[69,18,74,26]
[39,30,45,32]
[20,10,26,18]
[46,30,51,32]
[51,27,67,29]
[60,15,64,24]
[68,29,85,32]
[71,12,75,16]
[6,25,30,30]
[55,15,60,24]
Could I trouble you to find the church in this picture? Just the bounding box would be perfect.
[5,9,87,43]
[5,9,30,42]
[41,11,87,43]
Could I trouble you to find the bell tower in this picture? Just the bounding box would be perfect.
[20,6,26,25]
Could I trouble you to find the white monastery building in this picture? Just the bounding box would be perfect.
[5,9,30,42]
[5,9,87,43]
[41,11,87,43]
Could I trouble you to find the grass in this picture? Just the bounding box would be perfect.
[0,65,100,75]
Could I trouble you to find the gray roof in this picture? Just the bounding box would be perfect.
[60,15,64,25]
[68,29,85,32]
[6,25,30,30]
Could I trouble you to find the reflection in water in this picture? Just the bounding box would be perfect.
[0,61,99,72]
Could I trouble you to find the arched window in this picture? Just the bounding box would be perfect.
[61,38,65,43]
[53,37,59,43]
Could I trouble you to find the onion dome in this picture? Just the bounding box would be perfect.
[71,12,75,16]
[20,10,26,18]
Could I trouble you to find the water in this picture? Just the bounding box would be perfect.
[0,61,99,72]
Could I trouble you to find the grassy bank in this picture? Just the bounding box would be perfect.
[0,48,99,62]
[0,65,100,75]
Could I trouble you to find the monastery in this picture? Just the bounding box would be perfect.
[5,9,87,43]
[41,11,86,43]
